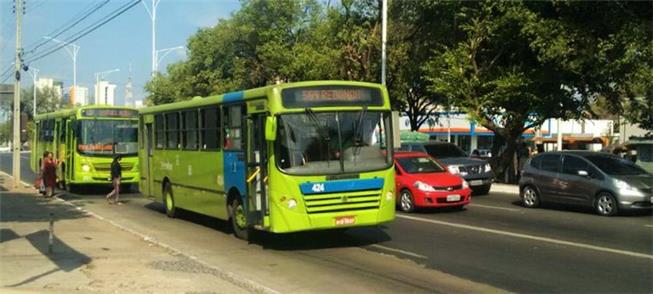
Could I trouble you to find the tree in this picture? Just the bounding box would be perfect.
[424,1,586,182]
[21,86,65,119]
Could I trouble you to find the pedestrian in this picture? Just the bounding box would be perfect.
[106,155,123,205]
[41,151,58,198]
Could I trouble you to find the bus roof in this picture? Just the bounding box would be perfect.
[34,105,138,121]
[139,80,388,115]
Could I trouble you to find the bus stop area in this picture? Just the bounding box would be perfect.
[0,172,248,293]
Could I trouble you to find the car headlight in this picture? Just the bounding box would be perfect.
[448,165,460,175]
[462,180,469,189]
[614,179,642,196]
[81,164,91,172]
[484,163,492,172]
[413,181,435,192]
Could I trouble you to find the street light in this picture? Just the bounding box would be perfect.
[94,68,120,105]
[156,46,185,72]
[43,36,80,105]
[143,0,161,75]
[26,67,38,117]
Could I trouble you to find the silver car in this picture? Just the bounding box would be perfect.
[519,151,653,216]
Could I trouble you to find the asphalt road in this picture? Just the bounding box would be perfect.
[2,152,652,293]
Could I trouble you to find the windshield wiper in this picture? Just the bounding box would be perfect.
[352,106,368,156]
[305,108,332,165]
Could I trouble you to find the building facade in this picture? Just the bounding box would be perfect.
[94,81,117,105]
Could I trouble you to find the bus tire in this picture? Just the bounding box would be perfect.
[65,183,76,194]
[230,197,250,241]
[163,183,177,218]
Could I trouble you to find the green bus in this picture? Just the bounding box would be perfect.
[139,81,397,240]
[31,105,140,191]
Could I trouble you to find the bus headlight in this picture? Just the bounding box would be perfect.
[386,191,393,201]
[81,164,91,172]
[287,198,297,209]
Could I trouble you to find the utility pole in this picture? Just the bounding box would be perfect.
[143,0,161,76]
[12,0,23,188]
[380,0,387,85]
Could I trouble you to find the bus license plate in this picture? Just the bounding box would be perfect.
[447,194,461,202]
[335,216,356,226]
[469,180,483,186]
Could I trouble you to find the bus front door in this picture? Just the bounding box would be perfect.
[246,114,268,228]
[143,122,154,198]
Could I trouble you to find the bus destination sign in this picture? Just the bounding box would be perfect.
[82,109,138,118]
[281,86,383,108]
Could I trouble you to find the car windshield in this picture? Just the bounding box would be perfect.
[78,119,138,156]
[584,155,648,176]
[424,144,467,158]
[397,156,446,174]
[276,111,392,175]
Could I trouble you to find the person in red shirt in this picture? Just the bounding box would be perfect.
[40,151,58,198]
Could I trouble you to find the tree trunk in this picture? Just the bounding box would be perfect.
[490,129,523,184]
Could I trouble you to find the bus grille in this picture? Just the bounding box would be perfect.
[303,190,381,214]
[93,162,134,172]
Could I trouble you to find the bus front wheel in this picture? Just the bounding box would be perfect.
[230,197,250,241]
[163,183,177,218]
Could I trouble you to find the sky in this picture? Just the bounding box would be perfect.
[0,0,241,105]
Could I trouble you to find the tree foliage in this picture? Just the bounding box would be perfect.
[145,0,652,181]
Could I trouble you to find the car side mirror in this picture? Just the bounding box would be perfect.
[577,170,589,177]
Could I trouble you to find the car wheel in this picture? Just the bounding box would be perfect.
[230,197,250,240]
[522,186,540,208]
[163,183,176,218]
[399,189,416,213]
[596,192,619,216]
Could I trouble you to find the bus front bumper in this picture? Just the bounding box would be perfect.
[269,203,395,234]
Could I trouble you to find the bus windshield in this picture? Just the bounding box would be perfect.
[78,120,138,156]
[276,111,392,175]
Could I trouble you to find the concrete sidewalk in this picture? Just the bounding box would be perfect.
[0,174,248,293]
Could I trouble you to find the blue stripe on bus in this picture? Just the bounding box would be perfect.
[300,178,384,195]
[223,91,244,103]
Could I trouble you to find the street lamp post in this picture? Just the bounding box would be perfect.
[94,68,120,105]
[156,46,184,71]
[26,67,39,117]
[43,36,79,105]
[143,0,161,75]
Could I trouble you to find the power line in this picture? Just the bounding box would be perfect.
[23,0,110,55]
[25,0,142,65]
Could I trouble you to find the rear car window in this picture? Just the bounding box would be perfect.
[539,154,561,173]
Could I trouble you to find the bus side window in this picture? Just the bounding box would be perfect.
[183,110,198,150]
[155,114,165,149]
[223,105,243,150]
[166,112,180,149]
[200,107,219,150]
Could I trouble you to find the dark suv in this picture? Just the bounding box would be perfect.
[400,142,493,194]
[519,151,653,216]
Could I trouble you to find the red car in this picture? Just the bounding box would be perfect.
[394,152,472,212]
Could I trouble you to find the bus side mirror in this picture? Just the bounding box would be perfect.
[265,116,277,141]
[392,111,401,149]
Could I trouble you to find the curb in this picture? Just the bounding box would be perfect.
[490,184,519,195]
[0,172,279,294]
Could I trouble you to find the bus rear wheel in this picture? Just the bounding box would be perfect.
[163,184,177,218]
[230,197,250,241]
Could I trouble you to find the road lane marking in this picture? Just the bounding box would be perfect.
[467,204,520,212]
[396,214,653,260]
[645,225,653,228]
[369,244,427,259]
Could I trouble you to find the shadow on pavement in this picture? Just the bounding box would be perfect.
[0,228,21,243]
[510,200,653,217]
[143,202,392,251]
[0,193,89,222]
[5,230,92,287]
